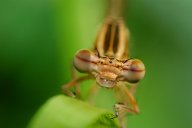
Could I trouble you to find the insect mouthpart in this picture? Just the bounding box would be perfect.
[95,71,118,88]
[96,76,116,88]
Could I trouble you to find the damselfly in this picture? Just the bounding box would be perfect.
[62,0,145,127]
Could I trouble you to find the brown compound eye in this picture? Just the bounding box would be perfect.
[73,49,99,73]
[121,59,145,83]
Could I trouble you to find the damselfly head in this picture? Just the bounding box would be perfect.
[73,49,145,88]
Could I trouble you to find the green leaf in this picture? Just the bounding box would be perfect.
[28,95,119,128]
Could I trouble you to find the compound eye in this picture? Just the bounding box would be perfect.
[121,59,145,83]
[73,49,99,73]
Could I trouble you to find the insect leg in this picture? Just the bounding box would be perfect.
[61,75,93,98]
[114,84,139,127]
[71,66,81,98]
[129,83,138,95]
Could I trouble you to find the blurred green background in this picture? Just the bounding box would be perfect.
[0,0,192,128]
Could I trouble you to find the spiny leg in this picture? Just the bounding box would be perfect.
[61,75,93,98]
[114,84,139,128]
